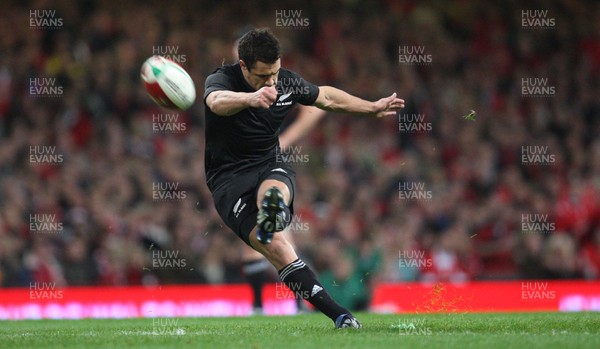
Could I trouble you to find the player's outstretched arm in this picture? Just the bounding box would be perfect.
[206,86,278,116]
[313,86,405,118]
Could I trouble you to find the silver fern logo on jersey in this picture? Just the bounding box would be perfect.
[276,77,310,105]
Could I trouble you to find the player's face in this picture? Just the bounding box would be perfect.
[241,59,281,91]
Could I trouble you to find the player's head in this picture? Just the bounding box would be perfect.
[238,28,281,90]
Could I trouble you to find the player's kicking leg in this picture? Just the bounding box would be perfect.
[249,179,361,329]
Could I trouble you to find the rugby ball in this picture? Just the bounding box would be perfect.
[141,56,196,110]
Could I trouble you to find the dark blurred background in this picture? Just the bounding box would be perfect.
[1,0,599,311]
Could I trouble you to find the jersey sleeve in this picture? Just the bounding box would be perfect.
[204,70,233,102]
[289,71,319,106]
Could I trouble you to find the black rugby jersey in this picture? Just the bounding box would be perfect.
[203,63,319,191]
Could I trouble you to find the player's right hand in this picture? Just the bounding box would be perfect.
[373,92,405,118]
[249,86,277,109]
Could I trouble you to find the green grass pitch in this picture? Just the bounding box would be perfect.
[1,312,599,349]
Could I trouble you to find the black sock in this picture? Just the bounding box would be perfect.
[278,259,349,321]
[242,259,271,309]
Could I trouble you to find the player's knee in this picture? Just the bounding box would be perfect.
[254,234,286,254]
[257,180,291,206]
[264,239,293,265]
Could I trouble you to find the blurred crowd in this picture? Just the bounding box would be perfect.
[1,0,600,310]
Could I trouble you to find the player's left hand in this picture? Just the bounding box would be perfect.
[373,93,405,118]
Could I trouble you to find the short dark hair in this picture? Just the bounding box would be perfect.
[237,28,281,71]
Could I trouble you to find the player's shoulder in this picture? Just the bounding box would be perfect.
[206,63,241,81]
[277,67,302,79]
[213,63,240,75]
[205,64,245,95]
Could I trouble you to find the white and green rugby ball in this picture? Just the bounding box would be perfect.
[141,55,196,110]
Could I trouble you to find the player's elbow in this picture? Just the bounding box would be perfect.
[206,92,232,116]
[315,86,338,111]
[208,100,227,116]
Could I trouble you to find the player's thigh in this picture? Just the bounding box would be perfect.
[211,173,259,246]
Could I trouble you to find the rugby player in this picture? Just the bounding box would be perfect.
[204,28,404,328]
